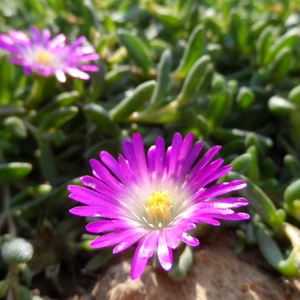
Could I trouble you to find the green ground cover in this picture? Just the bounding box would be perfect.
[0,0,300,298]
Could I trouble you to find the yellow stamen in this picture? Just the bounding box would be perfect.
[36,50,53,66]
[146,191,173,224]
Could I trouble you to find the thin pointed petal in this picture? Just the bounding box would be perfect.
[130,231,159,280]
[113,230,147,254]
[157,233,173,270]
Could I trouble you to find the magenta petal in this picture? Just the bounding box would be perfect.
[195,207,235,215]
[147,146,155,175]
[49,33,66,48]
[71,36,86,48]
[157,233,173,270]
[67,67,90,79]
[187,158,224,187]
[100,151,128,184]
[132,133,148,180]
[130,231,159,280]
[81,175,119,197]
[170,133,195,182]
[68,192,120,210]
[8,57,27,66]
[68,185,120,207]
[131,248,149,280]
[179,232,200,247]
[69,206,115,218]
[195,197,249,209]
[89,159,123,193]
[90,229,144,248]
[113,230,147,254]
[76,46,95,55]
[191,217,221,226]
[163,228,179,249]
[0,34,14,45]
[207,212,250,221]
[167,133,182,178]
[178,133,194,162]
[154,137,165,177]
[118,155,135,182]
[80,65,99,72]
[177,141,203,181]
[194,165,232,188]
[9,30,30,44]
[197,180,247,201]
[42,29,51,43]
[164,147,172,173]
[29,27,41,43]
[189,145,222,179]
[86,219,132,233]
[35,65,53,76]
[174,218,197,232]
[123,140,139,174]
[0,44,19,55]
[0,34,20,55]
[23,66,32,75]
[71,53,100,62]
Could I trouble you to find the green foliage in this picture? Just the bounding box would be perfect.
[0,163,32,183]
[1,0,300,295]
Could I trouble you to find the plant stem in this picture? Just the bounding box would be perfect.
[282,222,300,248]
[0,185,16,237]
[6,264,19,300]
[7,288,14,300]
[22,119,37,135]
[25,76,54,109]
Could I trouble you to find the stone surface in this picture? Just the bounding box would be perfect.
[81,229,300,300]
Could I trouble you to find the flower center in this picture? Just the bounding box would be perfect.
[146,191,174,226]
[36,50,53,66]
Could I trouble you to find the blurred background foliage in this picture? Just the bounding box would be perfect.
[1,0,300,298]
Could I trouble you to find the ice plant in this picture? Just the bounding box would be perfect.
[68,133,249,279]
[0,27,99,82]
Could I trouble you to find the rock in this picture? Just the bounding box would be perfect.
[88,229,300,300]
[107,280,145,300]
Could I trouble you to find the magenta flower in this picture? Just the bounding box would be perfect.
[0,27,99,82]
[68,133,249,279]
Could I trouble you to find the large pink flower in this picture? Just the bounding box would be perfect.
[68,133,249,279]
[0,27,99,82]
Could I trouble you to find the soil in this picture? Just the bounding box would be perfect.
[34,229,300,300]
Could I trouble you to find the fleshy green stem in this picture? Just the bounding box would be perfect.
[25,76,55,109]
[128,101,180,124]
[282,222,300,247]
